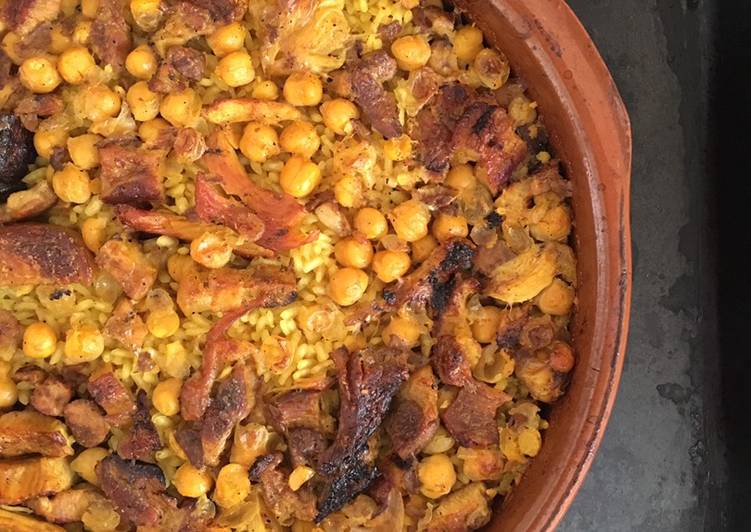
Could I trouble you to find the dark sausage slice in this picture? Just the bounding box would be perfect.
[0,113,35,201]
[0,224,94,288]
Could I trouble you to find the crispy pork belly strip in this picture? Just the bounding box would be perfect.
[201,131,316,251]
[96,239,158,300]
[194,173,265,242]
[203,98,302,125]
[0,0,61,36]
[26,486,108,524]
[176,264,297,315]
[441,383,510,448]
[0,181,57,223]
[89,0,131,72]
[63,399,109,448]
[0,457,74,505]
[0,223,94,287]
[386,366,439,460]
[316,346,409,521]
[87,369,136,426]
[114,204,273,258]
[0,410,73,458]
[0,507,64,531]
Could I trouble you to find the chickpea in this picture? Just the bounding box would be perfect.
[283,71,323,107]
[391,35,431,71]
[160,88,201,127]
[57,46,96,85]
[288,465,315,492]
[23,322,58,359]
[214,463,250,508]
[125,45,158,80]
[167,254,196,282]
[411,234,437,263]
[34,127,68,160]
[320,98,359,135]
[454,26,484,63]
[0,380,17,409]
[190,229,234,269]
[329,268,369,307]
[71,447,109,486]
[19,57,62,94]
[446,164,476,190]
[147,309,180,339]
[239,122,279,163]
[530,205,571,242]
[216,50,255,87]
[383,134,412,161]
[81,0,99,18]
[67,134,101,169]
[52,164,92,204]
[174,463,213,498]
[130,0,162,32]
[279,120,320,158]
[138,117,171,144]
[537,278,574,316]
[64,323,105,363]
[432,213,469,241]
[153,377,182,416]
[471,306,503,344]
[334,237,373,269]
[389,199,431,242]
[207,22,246,57]
[280,156,321,198]
[354,208,388,240]
[81,217,107,252]
[334,175,363,208]
[127,81,161,122]
[417,454,456,499]
[383,316,421,348]
[84,86,121,123]
[474,48,510,90]
[372,250,411,283]
[518,428,542,457]
[252,80,279,100]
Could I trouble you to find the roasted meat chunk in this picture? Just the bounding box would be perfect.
[0,456,74,505]
[30,375,72,417]
[0,224,94,287]
[316,346,409,521]
[103,298,148,350]
[266,390,324,433]
[424,483,492,531]
[194,173,265,242]
[250,452,317,523]
[26,486,108,524]
[96,239,157,300]
[89,0,131,72]
[149,45,206,93]
[287,427,328,468]
[0,507,64,531]
[514,341,574,403]
[87,369,136,426]
[350,50,403,138]
[0,113,35,201]
[63,399,109,448]
[0,410,73,458]
[117,391,161,461]
[0,310,21,359]
[0,0,61,36]
[98,143,164,205]
[0,181,57,223]
[441,383,510,448]
[386,366,439,459]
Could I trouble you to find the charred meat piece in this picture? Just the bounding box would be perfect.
[89,0,131,72]
[149,45,206,94]
[0,224,94,288]
[96,455,180,527]
[201,131,316,251]
[98,143,164,205]
[0,410,73,458]
[266,390,323,434]
[431,336,474,387]
[287,427,327,468]
[174,423,204,468]
[182,0,247,25]
[0,181,57,223]
[0,456,74,505]
[177,264,296,315]
[88,369,136,426]
[118,391,161,461]
[368,455,418,505]
[513,341,573,403]
[194,173,265,242]
[63,399,109,448]
[250,452,318,523]
[424,482,491,531]
[26,486,108,524]
[441,382,510,448]
[114,204,273,258]
[200,363,254,466]
[386,366,439,459]
[0,0,61,37]
[0,310,21,361]
[474,239,514,277]
[316,346,408,521]
[350,50,402,138]
[103,298,148,350]
[96,239,157,300]
[496,304,531,349]
[30,375,72,417]
[14,94,64,132]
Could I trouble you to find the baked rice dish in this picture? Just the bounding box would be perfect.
[0,0,578,530]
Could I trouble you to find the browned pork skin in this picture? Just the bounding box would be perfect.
[87,368,136,427]
[95,239,158,300]
[117,390,161,461]
[0,410,72,458]
[26,486,108,524]
[98,142,164,205]
[0,224,94,287]
[386,365,439,460]
[315,346,409,521]
[0,456,74,505]
[350,50,403,138]
[441,383,510,448]
[194,173,265,242]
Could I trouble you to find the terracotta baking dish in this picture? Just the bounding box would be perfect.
[455,0,633,530]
